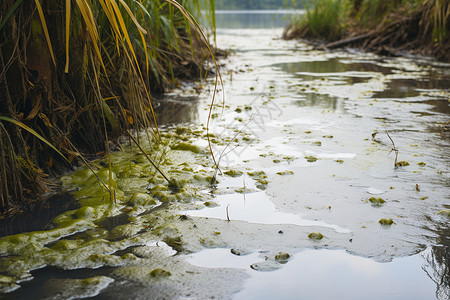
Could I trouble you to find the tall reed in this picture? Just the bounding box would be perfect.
[0,0,217,213]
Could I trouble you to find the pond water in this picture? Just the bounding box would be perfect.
[1,10,449,300]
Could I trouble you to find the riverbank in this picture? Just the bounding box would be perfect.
[1,25,448,299]
[283,0,450,62]
[0,1,216,215]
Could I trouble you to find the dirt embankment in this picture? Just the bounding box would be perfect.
[283,2,450,62]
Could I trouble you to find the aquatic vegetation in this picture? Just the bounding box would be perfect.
[379,218,395,225]
[276,170,294,176]
[395,161,410,167]
[274,252,291,264]
[224,169,244,177]
[308,232,324,240]
[368,197,386,206]
[150,268,172,278]
[305,155,318,162]
[437,210,450,217]
[284,0,450,61]
[171,142,202,154]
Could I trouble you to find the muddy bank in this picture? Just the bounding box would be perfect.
[283,1,450,62]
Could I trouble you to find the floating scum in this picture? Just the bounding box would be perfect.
[0,0,220,213]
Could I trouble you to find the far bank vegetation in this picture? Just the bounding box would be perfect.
[284,0,450,61]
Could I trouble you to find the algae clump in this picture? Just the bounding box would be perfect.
[379,218,395,225]
[224,169,243,177]
[150,268,172,278]
[276,170,294,176]
[129,193,156,206]
[274,252,290,264]
[437,210,450,217]
[308,232,323,240]
[368,197,386,206]
[395,161,410,167]
[171,142,201,153]
[305,156,317,163]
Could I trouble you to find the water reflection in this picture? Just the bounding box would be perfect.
[0,193,77,237]
[373,78,450,99]
[187,247,439,300]
[153,95,199,125]
[214,10,302,29]
[273,58,395,75]
[423,245,450,300]
[293,93,342,110]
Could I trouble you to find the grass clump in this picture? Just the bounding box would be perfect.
[284,0,349,41]
[284,0,450,62]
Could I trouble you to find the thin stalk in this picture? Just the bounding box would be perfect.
[126,130,171,184]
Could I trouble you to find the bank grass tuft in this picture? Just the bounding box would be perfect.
[284,0,450,61]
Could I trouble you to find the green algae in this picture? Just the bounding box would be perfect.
[163,236,185,253]
[276,170,294,176]
[308,232,323,240]
[247,170,266,178]
[437,210,450,217]
[335,159,344,163]
[223,169,243,177]
[204,201,219,207]
[395,161,410,167]
[379,218,395,225]
[150,268,172,278]
[274,252,290,264]
[171,142,201,153]
[0,275,19,293]
[129,193,156,206]
[368,197,386,206]
[256,179,269,190]
[305,155,318,162]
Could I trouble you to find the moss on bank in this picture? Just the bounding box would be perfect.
[284,0,450,62]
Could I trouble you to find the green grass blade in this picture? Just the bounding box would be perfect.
[0,116,68,162]
[0,0,24,31]
[34,0,57,66]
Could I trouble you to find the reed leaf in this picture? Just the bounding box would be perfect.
[34,0,56,66]
[0,0,24,31]
[65,0,71,73]
[74,0,107,73]
[163,0,224,167]
[0,116,68,162]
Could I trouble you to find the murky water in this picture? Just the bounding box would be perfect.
[1,11,449,300]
